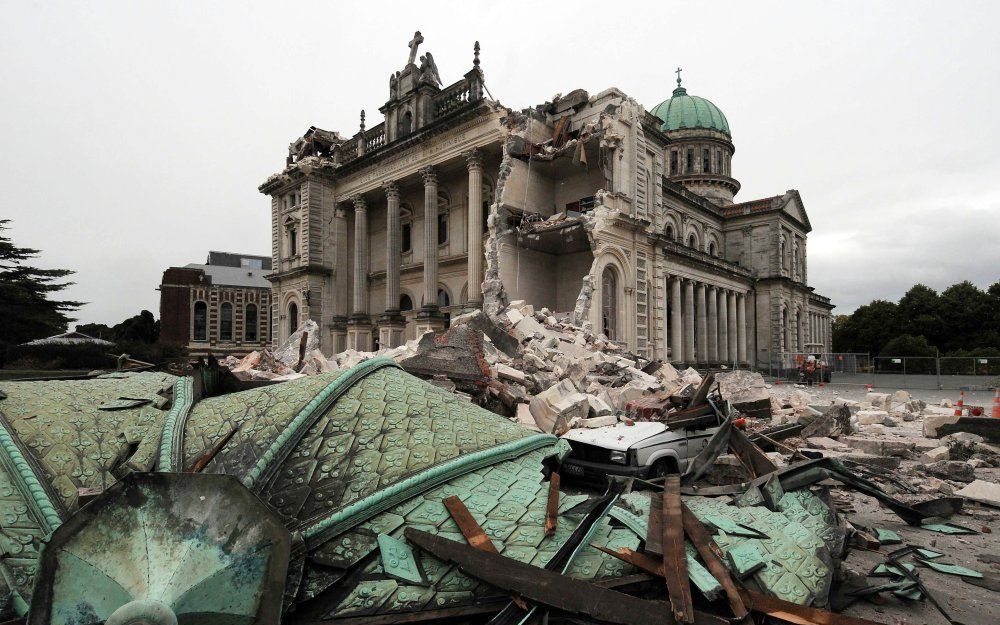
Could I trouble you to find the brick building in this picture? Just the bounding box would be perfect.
[159,251,272,356]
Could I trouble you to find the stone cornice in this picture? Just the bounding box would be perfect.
[266,264,333,282]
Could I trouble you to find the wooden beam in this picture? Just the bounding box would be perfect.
[662,475,694,623]
[443,495,498,553]
[544,472,560,537]
[680,502,747,619]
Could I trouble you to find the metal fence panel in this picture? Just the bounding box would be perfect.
[766,353,999,391]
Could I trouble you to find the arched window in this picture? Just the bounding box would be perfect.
[288,302,298,335]
[438,289,451,328]
[399,294,414,312]
[400,110,412,135]
[288,225,298,257]
[708,241,717,257]
[193,301,207,342]
[601,266,618,340]
[688,234,697,249]
[219,302,233,342]
[665,225,674,241]
[245,303,258,341]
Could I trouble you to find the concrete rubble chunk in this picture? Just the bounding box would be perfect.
[586,394,613,417]
[806,437,850,451]
[856,410,890,426]
[715,370,772,419]
[496,363,527,384]
[955,479,1000,507]
[528,378,589,434]
[273,319,320,366]
[919,460,976,483]
[578,415,618,428]
[919,446,950,463]
[840,436,915,457]
[865,392,892,411]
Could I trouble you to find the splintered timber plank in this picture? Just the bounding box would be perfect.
[545,472,560,537]
[739,589,887,625]
[646,490,663,555]
[404,528,727,625]
[662,475,694,623]
[680,502,748,619]
[443,495,499,553]
[442,495,528,610]
[727,426,777,479]
[591,544,722,600]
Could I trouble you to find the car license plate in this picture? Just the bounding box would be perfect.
[563,464,585,476]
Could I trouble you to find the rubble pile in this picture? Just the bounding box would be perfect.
[202,302,1000,623]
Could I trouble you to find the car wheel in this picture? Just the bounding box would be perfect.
[648,458,678,480]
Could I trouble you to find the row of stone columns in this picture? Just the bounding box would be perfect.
[808,311,831,352]
[667,276,749,365]
[346,151,485,349]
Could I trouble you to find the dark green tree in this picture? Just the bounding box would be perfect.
[832,299,900,355]
[938,281,994,352]
[880,334,936,357]
[897,284,942,346]
[0,220,82,359]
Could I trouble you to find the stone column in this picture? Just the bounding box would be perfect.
[683,279,695,363]
[670,277,682,363]
[728,291,738,363]
[717,289,729,363]
[465,150,484,309]
[379,182,406,348]
[737,293,747,364]
[696,283,707,363]
[797,310,805,354]
[707,286,718,362]
[347,196,373,350]
[331,207,350,352]
[415,167,445,334]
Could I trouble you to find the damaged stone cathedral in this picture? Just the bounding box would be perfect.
[259,33,833,369]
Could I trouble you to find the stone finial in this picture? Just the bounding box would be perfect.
[359,110,366,133]
[473,41,480,67]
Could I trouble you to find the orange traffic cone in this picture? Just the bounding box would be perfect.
[954,391,965,417]
[992,389,1000,418]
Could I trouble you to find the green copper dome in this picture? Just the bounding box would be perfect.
[651,76,731,137]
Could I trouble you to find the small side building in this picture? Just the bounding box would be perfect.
[158,251,272,356]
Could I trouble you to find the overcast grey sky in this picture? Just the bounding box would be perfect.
[2,0,998,326]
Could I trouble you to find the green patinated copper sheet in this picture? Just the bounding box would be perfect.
[181,372,340,477]
[258,363,536,532]
[305,445,641,619]
[0,372,178,509]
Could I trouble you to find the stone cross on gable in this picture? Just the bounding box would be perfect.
[407,31,424,66]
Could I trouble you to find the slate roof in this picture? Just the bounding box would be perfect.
[184,263,271,288]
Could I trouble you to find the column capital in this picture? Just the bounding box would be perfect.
[334,207,349,219]
[420,166,437,185]
[351,195,367,211]
[382,180,400,199]
[464,149,484,171]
